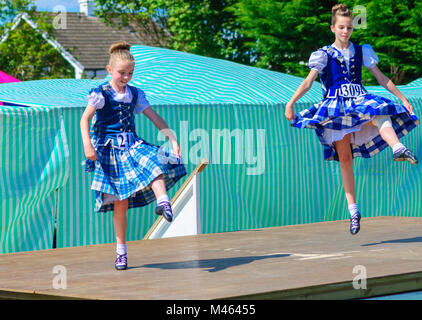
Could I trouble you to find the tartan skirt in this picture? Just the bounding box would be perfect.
[293,93,419,161]
[84,138,187,213]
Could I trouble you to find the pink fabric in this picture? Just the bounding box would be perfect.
[0,70,20,105]
[0,70,20,83]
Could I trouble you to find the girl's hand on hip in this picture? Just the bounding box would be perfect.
[84,144,98,161]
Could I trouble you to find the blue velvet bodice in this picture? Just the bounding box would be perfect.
[89,82,140,147]
[319,43,367,98]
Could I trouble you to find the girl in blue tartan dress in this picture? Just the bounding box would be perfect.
[285,4,419,235]
[80,41,186,270]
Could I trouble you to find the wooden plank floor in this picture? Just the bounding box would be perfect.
[1,216,422,300]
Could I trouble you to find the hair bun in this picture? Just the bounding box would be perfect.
[332,3,349,14]
[331,3,352,25]
[109,41,131,55]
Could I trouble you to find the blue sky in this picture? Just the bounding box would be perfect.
[34,0,81,12]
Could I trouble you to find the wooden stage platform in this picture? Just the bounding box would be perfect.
[1,216,422,300]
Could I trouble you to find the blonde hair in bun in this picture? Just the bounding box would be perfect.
[331,3,353,25]
[108,41,135,67]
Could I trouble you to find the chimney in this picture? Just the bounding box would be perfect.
[78,0,95,17]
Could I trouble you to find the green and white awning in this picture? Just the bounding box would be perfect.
[1,45,421,254]
[1,45,422,108]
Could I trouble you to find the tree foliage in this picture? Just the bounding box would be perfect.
[230,0,338,78]
[1,0,420,83]
[95,0,421,85]
[342,0,422,85]
[0,0,74,80]
[94,0,253,64]
[0,0,33,25]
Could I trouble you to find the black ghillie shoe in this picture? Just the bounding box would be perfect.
[393,149,418,165]
[350,212,361,235]
[155,202,173,222]
[115,253,127,270]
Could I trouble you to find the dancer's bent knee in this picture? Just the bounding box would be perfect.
[372,115,393,131]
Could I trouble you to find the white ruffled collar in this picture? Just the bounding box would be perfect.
[323,42,355,64]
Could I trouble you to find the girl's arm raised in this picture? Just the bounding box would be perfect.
[142,107,181,157]
[369,66,415,114]
[80,105,98,161]
[285,70,319,121]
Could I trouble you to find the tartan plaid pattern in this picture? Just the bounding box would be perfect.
[87,139,186,213]
[293,93,419,161]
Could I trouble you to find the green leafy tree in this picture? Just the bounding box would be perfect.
[95,0,421,85]
[344,0,422,85]
[232,0,421,84]
[230,0,338,78]
[0,0,33,25]
[94,0,253,64]
[0,0,74,80]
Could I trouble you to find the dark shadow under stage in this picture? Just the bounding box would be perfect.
[1,216,422,299]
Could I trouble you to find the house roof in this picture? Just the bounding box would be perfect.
[1,11,169,73]
[45,12,168,70]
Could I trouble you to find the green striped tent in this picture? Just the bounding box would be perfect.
[1,45,421,253]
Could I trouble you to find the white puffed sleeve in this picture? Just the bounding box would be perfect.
[308,50,328,73]
[362,44,379,69]
[134,88,150,114]
[87,91,105,109]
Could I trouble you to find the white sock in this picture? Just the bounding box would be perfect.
[116,243,127,255]
[157,194,170,205]
[392,142,406,154]
[348,203,359,217]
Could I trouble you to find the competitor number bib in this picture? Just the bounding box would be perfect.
[117,132,129,148]
[339,84,365,98]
